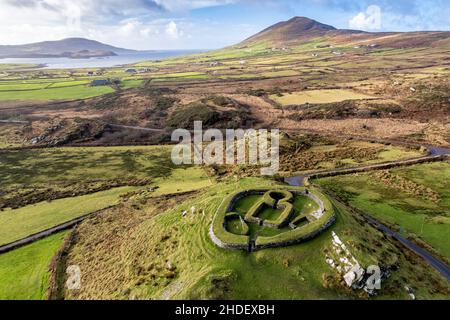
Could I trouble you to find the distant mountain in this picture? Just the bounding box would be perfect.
[0,38,137,59]
[244,17,336,44]
[240,17,450,48]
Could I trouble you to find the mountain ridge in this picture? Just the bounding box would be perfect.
[240,16,450,48]
[0,38,137,59]
[1,17,450,58]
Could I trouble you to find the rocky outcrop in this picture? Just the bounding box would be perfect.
[30,119,107,146]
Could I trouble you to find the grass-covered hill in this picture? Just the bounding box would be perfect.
[239,16,450,48]
[59,176,449,300]
[243,17,336,45]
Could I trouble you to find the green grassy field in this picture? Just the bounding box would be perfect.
[152,72,209,82]
[0,186,138,246]
[195,42,270,60]
[0,82,49,91]
[0,145,213,245]
[0,84,114,101]
[151,167,213,196]
[0,63,38,71]
[120,79,144,89]
[316,162,450,259]
[0,144,215,300]
[0,146,175,187]
[0,231,68,300]
[46,80,91,88]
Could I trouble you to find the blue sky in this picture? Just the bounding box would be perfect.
[0,0,449,49]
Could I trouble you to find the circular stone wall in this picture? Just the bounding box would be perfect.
[210,188,336,252]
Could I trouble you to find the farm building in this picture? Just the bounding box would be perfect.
[90,79,109,86]
[125,69,137,73]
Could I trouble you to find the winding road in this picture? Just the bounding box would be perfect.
[362,211,450,281]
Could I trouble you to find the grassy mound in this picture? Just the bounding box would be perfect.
[166,102,220,129]
[166,96,255,129]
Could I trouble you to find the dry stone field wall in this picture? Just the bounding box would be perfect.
[210,188,335,252]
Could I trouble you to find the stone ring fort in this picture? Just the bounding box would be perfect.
[210,187,336,252]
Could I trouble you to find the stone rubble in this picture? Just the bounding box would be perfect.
[327,232,365,287]
[325,232,396,296]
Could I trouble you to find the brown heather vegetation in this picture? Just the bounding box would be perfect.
[61,191,199,300]
[0,178,152,210]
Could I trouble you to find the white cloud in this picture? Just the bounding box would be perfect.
[118,20,140,36]
[349,5,382,30]
[0,0,234,48]
[165,21,183,38]
[154,0,237,11]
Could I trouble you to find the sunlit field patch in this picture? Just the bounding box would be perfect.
[270,89,376,105]
[0,85,115,101]
[0,231,68,300]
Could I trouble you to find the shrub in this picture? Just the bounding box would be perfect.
[166,102,220,129]
[245,89,266,97]
[154,96,178,111]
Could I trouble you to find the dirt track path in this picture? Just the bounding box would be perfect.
[0,120,30,124]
